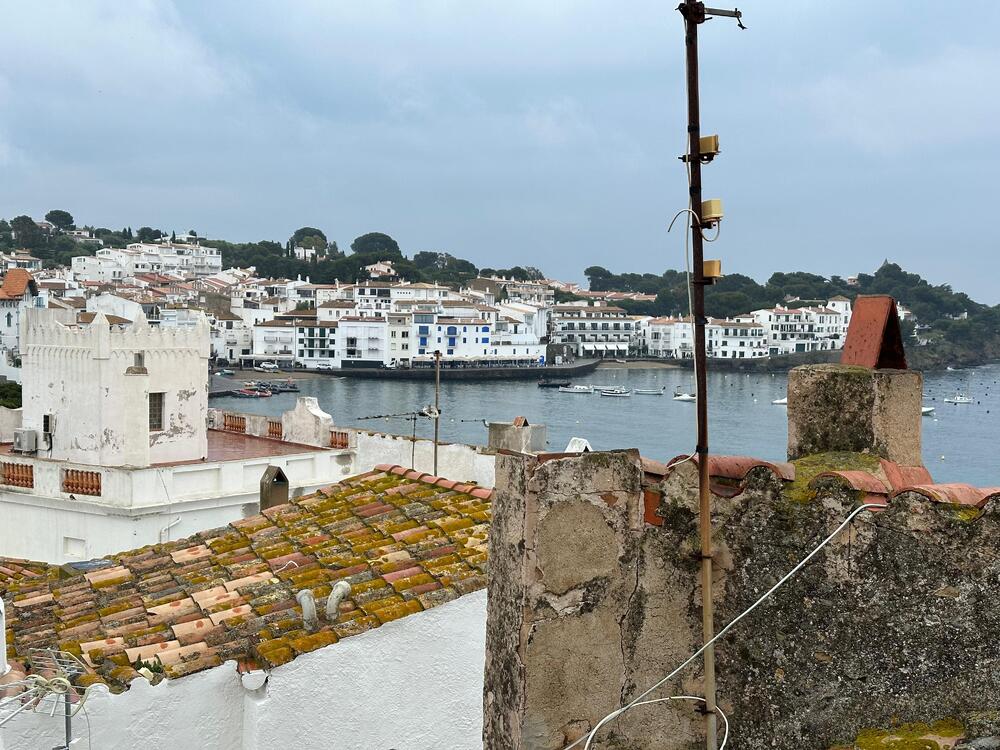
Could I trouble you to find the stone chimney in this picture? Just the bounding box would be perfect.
[487,415,546,454]
[787,295,923,465]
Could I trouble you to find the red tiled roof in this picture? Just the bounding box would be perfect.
[1,467,491,692]
[0,269,36,299]
[652,452,997,514]
[663,454,794,497]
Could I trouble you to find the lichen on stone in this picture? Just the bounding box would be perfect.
[783,451,882,504]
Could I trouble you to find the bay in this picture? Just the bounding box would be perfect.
[213,363,1000,487]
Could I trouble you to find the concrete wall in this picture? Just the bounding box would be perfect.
[0,591,487,750]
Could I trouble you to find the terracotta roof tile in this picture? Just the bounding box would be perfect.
[1,467,492,692]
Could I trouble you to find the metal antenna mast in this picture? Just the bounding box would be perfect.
[676,3,744,749]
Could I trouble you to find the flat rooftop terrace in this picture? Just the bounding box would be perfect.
[0,429,327,467]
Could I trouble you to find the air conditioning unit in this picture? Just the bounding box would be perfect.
[13,428,37,454]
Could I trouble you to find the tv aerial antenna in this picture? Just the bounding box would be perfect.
[1,647,96,749]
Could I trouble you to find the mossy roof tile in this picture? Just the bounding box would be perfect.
[1,465,491,693]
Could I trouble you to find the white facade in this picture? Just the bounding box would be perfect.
[85,292,144,323]
[211,312,252,362]
[0,271,43,353]
[71,242,223,282]
[643,317,694,359]
[252,320,296,363]
[21,308,210,467]
[1,591,487,750]
[706,318,768,359]
[750,299,851,355]
[549,304,634,357]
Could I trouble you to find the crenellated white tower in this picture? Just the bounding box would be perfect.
[20,308,210,467]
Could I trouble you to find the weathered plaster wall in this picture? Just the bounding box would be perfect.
[21,310,210,467]
[787,364,922,464]
[484,451,700,750]
[281,397,333,447]
[1,591,487,750]
[487,451,1000,750]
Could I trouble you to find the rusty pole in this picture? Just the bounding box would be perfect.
[679,2,718,748]
[433,350,441,475]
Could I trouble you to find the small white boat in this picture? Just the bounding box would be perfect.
[559,385,593,394]
[772,397,787,405]
[600,388,632,397]
[672,387,696,402]
[921,406,935,416]
[634,387,666,396]
[943,394,973,404]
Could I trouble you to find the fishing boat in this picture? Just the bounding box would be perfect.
[633,387,666,395]
[599,388,632,397]
[943,394,973,404]
[538,380,571,388]
[232,388,272,398]
[216,368,235,376]
[672,387,696,402]
[558,385,593,394]
[267,379,300,393]
[772,397,787,405]
[921,406,935,416]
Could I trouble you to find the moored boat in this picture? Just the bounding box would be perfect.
[673,387,696,402]
[538,380,571,388]
[943,394,973,404]
[599,388,632,397]
[559,385,593,394]
[633,387,666,395]
[772,397,787,405]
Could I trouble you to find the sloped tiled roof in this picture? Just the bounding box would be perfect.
[1,466,491,692]
[0,269,36,299]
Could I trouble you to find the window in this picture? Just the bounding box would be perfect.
[43,414,53,434]
[149,392,165,431]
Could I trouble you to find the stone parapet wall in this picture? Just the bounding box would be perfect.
[486,450,1000,749]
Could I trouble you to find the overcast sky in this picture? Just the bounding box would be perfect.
[1,1,998,302]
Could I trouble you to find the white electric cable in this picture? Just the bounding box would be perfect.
[665,206,699,469]
[565,502,884,750]
[628,696,730,749]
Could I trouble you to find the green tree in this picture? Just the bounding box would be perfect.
[291,227,327,247]
[44,210,75,230]
[136,227,162,242]
[0,382,21,409]
[350,232,401,258]
[10,216,44,249]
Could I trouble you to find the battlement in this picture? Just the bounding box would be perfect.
[23,309,210,358]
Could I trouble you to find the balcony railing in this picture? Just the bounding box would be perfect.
[1,462,34,488]
[223,414,247,433]
[63,469,101,496]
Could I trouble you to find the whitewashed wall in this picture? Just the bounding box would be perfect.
[0,591,487,750]
[0,406,21,442]
[0,448,355,563]
[353,431,496,488]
